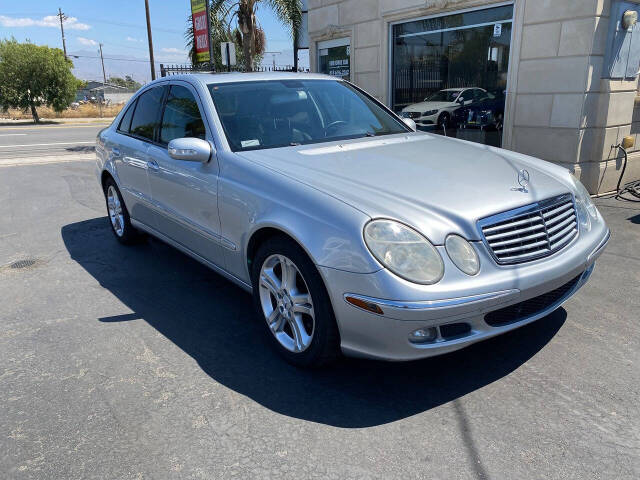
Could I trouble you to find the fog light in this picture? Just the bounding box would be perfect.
[409,327,437,344]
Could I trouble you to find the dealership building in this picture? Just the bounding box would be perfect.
[306,0,640,193]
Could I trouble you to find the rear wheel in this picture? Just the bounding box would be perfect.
[103,177,143,245]
[252,236,340,367]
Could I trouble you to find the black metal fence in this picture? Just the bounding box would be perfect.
[159,63,310,77]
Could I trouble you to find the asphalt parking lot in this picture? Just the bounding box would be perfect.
[1,132,639,478]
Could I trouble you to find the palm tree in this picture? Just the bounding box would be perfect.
[185,0,301,71]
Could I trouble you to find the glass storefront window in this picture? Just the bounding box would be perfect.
[318,39,350,80]
[391,5,513,147]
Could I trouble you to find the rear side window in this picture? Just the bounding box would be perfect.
[117,100,136,133]
[130,86,165,141]
[159,85,206,145]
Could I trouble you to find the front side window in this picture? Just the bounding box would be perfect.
[160,85,206,144]
[130,86,165,141]
[208,79,408,151]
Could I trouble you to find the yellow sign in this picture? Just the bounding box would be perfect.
[191,0,206,14]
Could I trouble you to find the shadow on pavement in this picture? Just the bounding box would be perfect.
[62,217,566,428]
[66,145,96,153]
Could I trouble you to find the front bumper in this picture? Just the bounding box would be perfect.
[319,225,610,361]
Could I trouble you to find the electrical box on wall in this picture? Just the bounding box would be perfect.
[604,1,640,79]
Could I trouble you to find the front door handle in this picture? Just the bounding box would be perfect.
[147,160,160,171]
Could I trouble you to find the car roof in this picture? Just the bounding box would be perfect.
[150,71,338,87]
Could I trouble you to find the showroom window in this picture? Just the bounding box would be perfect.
[318,38,351,80]
[391,4,513,147]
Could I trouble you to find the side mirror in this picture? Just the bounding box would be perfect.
[402,117,417,131]
[168,137,213,163]
[457,97,465,103]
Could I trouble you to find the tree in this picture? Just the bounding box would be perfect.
[0,39,82,123]
[185,0,300,71]
[108,75,142,90]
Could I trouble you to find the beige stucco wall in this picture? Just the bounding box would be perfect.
[308,0,640,194]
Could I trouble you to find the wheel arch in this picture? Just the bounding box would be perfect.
[246,225,315,277]
[100,169,114,192]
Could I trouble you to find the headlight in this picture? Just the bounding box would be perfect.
[423,109,439,116]
[364,220,444,285]
[570,174,598,231]
[445,235,480,276]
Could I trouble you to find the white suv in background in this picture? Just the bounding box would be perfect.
[401,87,487,129]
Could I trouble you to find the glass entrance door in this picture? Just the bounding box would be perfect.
[391,5,513,147]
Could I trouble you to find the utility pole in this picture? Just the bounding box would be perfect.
[98,43,107,84]
[144,0,156,80]
[57,8,67,59]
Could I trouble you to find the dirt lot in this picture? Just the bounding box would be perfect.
[2,103,123,121]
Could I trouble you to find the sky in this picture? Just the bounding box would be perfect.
[0,1,309,83]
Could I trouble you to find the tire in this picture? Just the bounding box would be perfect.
[251,236,341,368]
[437,112,450,129]
[103,177,143,245]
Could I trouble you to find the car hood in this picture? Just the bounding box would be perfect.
[237,133,573,244]
[402,101,454,112]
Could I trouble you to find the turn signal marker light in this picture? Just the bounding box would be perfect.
[345,296,384,315]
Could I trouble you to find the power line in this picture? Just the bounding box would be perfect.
[67,53,180,64]
[2,12,184,34]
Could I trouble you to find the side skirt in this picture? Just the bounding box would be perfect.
[130,218,253,293]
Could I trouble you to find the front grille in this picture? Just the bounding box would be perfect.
[485,274,582,326]
[403,111,421,119]
[479,194,578,264]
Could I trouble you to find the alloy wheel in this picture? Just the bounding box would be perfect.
[258,254,315,352]
[106,185,125,237]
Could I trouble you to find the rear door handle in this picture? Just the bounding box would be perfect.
[147,160,159,171]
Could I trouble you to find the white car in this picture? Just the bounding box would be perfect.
[401,88,487,129]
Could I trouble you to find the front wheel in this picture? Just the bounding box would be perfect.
[252,236,340,367]
[437,112,450,129]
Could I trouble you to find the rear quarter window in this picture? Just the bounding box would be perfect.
[129,86,165,141]
[117,100,136,133]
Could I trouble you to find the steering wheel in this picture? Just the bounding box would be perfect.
[324,120,348,136]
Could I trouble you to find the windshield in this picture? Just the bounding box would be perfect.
[424,90,461,102]
[208,79,409,151]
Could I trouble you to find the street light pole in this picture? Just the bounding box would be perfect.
[57,8,67,59]
[144,0,156,80]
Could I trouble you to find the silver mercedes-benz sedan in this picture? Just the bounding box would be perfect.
[96,72,609,367]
